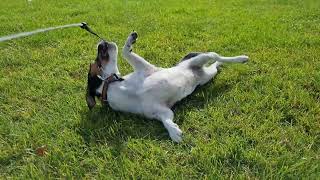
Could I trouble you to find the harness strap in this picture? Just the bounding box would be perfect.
[101,74,124,104]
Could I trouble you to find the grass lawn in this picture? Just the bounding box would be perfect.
[1,0,320,178]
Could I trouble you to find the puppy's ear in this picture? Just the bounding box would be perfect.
[86,94,96,110]
[89,63,101,76]
[86,63,97,110]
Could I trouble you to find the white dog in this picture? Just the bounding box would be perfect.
[86,32,248,142]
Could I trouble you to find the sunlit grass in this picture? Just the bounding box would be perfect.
[0,0,319,178]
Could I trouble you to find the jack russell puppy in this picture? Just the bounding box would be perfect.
[86,32,248,142]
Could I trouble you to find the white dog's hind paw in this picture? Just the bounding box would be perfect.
[168,123,183,143]
[238,55,249,63]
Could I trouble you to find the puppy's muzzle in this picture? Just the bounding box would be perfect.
[98,40,109,59]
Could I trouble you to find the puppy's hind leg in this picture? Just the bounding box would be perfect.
[122,32,156,72]
[184,53,216,67]
[186,52,248,67]
[197,53,248,85]
[214,53,249,63]
[199,62,222,85]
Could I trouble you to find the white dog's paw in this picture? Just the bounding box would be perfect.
[238,55,249,63]
[126,31,138,46]
[167,123,183,143]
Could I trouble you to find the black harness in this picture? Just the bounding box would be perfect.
[100,74,124,104]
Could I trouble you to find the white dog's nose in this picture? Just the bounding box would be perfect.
[98,40,108,47]
[98,40,109,55]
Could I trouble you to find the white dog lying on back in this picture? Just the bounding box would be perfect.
[86,32,248,142]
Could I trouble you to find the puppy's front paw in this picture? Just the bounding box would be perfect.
[131,32,138,42]
[126,31,138,46]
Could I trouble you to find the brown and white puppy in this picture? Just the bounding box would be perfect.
[86,41,119,109]
[86,32,248,142]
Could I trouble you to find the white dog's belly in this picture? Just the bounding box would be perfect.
[107,66,200,114]
[140,67,199,106]
[107,71,157,114]
[107,84,143,114]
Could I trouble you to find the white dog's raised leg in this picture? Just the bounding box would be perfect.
[144,104,182,142]
[186,52,248,67]
[184,53,248,85]
[199,62,222,85]
[122,32,156,72]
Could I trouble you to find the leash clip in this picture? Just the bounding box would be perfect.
[80,22,105,40]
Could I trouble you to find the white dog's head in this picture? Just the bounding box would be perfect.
[86,40,119,109]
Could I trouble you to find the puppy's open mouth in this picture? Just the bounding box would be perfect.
[98,40,109,60]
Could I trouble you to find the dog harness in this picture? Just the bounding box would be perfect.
[100,74,124,104]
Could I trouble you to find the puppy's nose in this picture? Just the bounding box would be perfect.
[98,40,108,47]
[98,41,109,52]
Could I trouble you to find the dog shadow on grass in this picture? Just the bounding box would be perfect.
[77,81,230,149]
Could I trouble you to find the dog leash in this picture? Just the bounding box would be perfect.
[80,22,105,40]
[0,22,104,42]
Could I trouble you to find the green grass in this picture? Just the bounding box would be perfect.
[1,0,320,178]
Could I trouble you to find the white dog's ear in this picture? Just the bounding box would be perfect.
[86,94,96,110]
[86,63,100,110]
[89,63,101,76]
